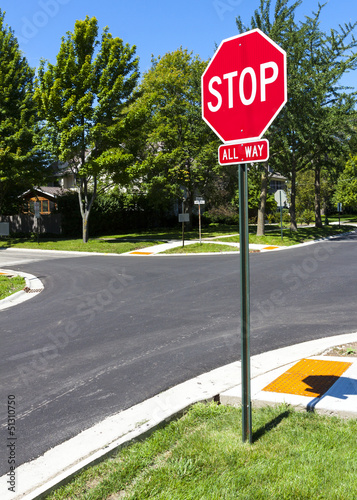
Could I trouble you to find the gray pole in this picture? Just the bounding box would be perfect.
[199,203,202,244]
[182,198,185,247]
[280,191,283,241]
[239,164,252,443]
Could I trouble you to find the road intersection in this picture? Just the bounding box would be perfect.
[0,230,356,498]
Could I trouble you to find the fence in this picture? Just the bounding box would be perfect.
[0,214,62,235]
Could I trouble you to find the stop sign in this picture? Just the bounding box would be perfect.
[202,29,287,143]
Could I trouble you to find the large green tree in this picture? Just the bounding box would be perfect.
[35,16,139,241]
[128,48,221,223]
[236,0,302,235]
[236,0,357,232]
[333,155,357,210]
[295,10,357,227]
[0,10,45,215]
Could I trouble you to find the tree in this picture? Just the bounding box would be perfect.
[297,12,357,228]
[236,0,357,232]
[293,169,333,221]
[236,0,302,235]
[0,9,46,215]
[35,16,139,242]
[333,155,357,210]
[128,48,221,223]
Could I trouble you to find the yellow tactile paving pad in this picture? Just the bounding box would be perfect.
[130,251,153,255]
[263,246,279,250]
[262,358,352,397]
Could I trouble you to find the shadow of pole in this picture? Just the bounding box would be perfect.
[252,409,291,443]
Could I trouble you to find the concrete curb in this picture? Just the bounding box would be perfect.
[0,270,44,311]
[2,331,357,500]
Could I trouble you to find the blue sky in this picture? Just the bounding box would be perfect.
[1,0,356,88]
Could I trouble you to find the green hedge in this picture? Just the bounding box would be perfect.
[57,192,178,237]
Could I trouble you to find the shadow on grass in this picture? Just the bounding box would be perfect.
[252,409,291,443]
[0,236,73,247]
[251,225,356,244]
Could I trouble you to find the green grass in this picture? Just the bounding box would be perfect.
[0,274,25,300]
[163,243,239,254]
[0,236,164,254]
[327,215,357,223]
[0,224,354,254]
[217,224,356,247]
[45,402,357,500]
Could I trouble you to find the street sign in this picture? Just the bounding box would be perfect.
[194,199,205,205]
[218,139,269,165]
[0,222,10,236]
[201,28,287,445]
[202,28,287,143]
[178,213,189,222]
[337,203,342,212]
[274,189,287,207]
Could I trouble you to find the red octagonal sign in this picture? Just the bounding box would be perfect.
[202,29,287,143]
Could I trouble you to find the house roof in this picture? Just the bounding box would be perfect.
[270,171,287,181]
[21,186,70,199]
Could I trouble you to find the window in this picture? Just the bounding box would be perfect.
[269,180,286,194]
[41,200,49,213]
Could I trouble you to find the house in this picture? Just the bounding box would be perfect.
[22,186,64,215]
[21,161,77,215]
[269,170,287,194]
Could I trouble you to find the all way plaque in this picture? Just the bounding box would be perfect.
[218,139,269,165]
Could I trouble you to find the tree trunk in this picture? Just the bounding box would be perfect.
[78,174,97,243]
[82,214,89,243]
[289,161,298,231]
[314,165,322,228]
[256,163,268,236]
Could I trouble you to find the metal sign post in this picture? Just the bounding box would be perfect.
[337,203,342,227]
[182,199,185,247]
[194,198,205,244]
[274,189,287,241]
[279,191,283,241]
[178,212,189,247]
[239,164,252,444]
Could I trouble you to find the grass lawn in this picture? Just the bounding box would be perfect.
[0,224,354,254]
[0,237,164,254]
[216,224,356,247]
[327,215,357,223]
[0,274,25,300]
[163,243,239,254]
[45,402,357,500]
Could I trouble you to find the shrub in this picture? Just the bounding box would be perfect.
[204,205,238,225]
[267,213,277,224]
[301,209,315,225]
[282,210,291,223]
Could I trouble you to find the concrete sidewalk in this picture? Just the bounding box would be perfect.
[3,331,357,500]
[125,238,282,255]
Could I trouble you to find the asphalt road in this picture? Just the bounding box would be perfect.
[0,232,356,473]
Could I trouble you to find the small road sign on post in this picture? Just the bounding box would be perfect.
[337,203,342,227]
[274,189,287,240]
[0,222,10,237]
[194,197,205,244]
[202,28,287,444]
[179,212,189,247]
